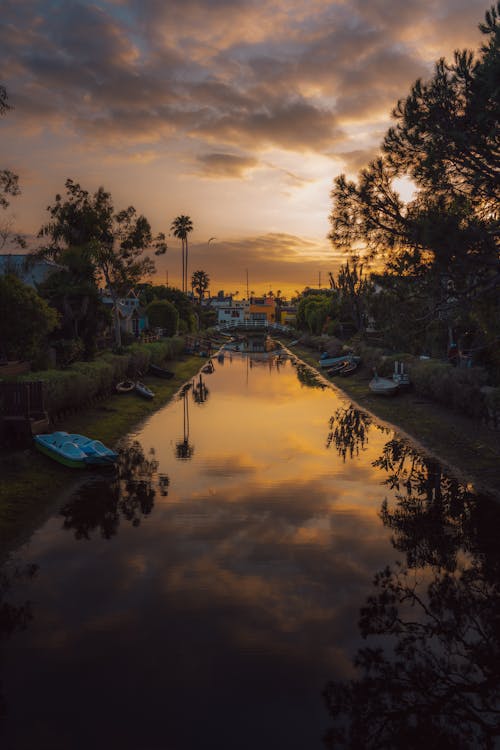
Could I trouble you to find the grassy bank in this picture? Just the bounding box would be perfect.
[288,343,500,499]
[0,355,206,558]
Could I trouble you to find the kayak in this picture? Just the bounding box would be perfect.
[135,381,155,399]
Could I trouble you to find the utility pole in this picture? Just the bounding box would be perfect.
[246,269,249,300]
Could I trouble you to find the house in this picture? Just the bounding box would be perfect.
[279,306,297,327]
[0,253,63,287]
[248,296,276,324]
[216,299,249,326]
[100,290,149,337]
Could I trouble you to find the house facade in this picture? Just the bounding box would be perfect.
[248,296,276,323]
[100,290,149,337]
[0,254,63,287]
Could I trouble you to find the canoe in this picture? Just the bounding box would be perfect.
[319,354,359,368]
[135,381,155,399]
[34,431,118,468]
[369,374,399,396]
[339,360,360,377]
[149,364,175,379]
[327,360,351,375]
[116,380,135,394]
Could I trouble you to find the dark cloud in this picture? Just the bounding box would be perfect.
[155,232,345,293]
[195,152,259,177]
[1,0,488,162]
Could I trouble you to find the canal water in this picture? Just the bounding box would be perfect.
[1,351,499,749]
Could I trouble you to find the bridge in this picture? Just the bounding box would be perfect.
[216,320,293,333]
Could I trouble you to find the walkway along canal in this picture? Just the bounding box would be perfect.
[1,350,499,749]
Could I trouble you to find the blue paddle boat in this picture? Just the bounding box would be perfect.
[34,432,119,468]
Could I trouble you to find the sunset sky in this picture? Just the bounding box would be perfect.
[0,0,487,297]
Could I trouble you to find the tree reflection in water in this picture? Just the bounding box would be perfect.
[326,403,379,461]
[176,382,195,460]
[295,362,327,389]
[323,404,500,748]
[0,562,38,717]
[60,439,163,540]
[192,373,209,405]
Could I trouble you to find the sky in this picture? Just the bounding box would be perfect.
[0,0,488,298]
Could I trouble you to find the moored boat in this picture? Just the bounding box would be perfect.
[327,360,350,375]
[135,381,155,399]
[369,371,399,396]
[148,364,175,379]
[34,431,118,468]
[339,359,360,376]
[319,353,359,368]
[116,379,135,394]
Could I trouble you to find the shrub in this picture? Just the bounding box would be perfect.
[19,337,184,417]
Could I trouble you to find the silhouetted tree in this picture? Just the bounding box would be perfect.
[329,5,500,361]
[191,269,210,304]
[39,179,166,348]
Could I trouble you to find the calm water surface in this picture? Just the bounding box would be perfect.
[1,351,499,749]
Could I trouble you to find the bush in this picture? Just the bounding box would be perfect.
[19,337,185,417]
[411,360,489,417]
[146,300,179,336]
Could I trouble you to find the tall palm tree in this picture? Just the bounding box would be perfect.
[170,215,193,293]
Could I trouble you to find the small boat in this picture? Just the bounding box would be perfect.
[201,360,214,374]
[319,353,359,368]
[116,379,135,394]
[34,432,118,468]
[327,360,350,376]
[149,364,175,379]
[135,381,154,399]
[369,370,399,396]
[339,360,360,376]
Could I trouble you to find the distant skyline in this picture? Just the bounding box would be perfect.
[0,0,488,297]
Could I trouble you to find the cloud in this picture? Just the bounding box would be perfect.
[156,231,346,294]
[336,148,381,173]
[0,0,489,160]
[195,152,259,178]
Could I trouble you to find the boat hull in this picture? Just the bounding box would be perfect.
[148,365,175,379]
[34,439,87,468]
[369,378,399,396]
[34,432,118,468]
[319,354,359,368]
[135,382,154,399]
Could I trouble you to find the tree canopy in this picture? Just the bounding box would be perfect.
[38,179,167,347]
[328,4,499,362]
[0,85,25,248]
[0,274,59,360]
[191,269,210,304]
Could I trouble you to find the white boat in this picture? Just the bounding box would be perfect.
[369,371,399,396]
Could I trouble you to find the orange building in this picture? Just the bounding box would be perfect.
[248,296,276,323]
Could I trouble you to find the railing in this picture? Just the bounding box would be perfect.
[216,320,292,332]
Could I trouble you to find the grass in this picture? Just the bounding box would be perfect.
[289,342,500,498]
[0,354,206,558]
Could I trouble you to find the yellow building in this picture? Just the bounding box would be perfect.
[248,296,276,323]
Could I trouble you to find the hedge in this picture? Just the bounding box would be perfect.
[20,337,185,418]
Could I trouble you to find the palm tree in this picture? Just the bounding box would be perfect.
[191,269,210,305]
[171,215,193,293]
